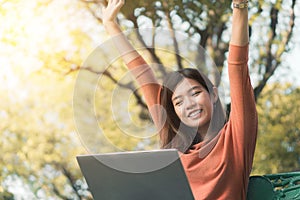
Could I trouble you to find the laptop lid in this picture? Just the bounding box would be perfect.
[76,149,194,200]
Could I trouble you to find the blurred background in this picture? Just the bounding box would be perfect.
[0,0,299,199]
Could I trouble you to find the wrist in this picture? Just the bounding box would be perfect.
[232,0,248,9]
[103,20,118,28]
[103,21,122,35]
[232,1,249,9]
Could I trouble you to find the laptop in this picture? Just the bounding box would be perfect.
[76,149,195,200]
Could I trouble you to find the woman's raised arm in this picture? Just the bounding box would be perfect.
[102,0,162,128]
[102,0,140,64]
[227,0,258,175]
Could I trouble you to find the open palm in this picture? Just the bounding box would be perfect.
[102,0,124,24]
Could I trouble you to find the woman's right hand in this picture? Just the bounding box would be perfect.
[102,0,125,26]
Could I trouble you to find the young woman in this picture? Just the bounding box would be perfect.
[102,0,257,199]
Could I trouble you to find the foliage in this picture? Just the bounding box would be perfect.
[0,0,299,199]
[0,189,14,200]
[89,0,298,100]
[253,83,300,174]
[0,0,96,199]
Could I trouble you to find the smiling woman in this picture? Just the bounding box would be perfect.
[100,0,258,199]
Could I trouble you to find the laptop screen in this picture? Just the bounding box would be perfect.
[77,149,195,200]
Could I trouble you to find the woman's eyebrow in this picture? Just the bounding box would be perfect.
[189,86,202,91]
[172,95,182,102]
[187,86,203,94]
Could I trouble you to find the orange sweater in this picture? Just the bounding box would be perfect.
[127,44,257,200]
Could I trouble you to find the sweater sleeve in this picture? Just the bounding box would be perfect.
[227,44,258,173]
[126,56,162,129]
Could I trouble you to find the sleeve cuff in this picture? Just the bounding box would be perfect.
[228,43,249,64]
[127,55,147,70]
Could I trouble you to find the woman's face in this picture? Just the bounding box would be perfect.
[171,78,215,132]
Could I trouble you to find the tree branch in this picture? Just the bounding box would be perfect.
[61,166,83,200]
[52,183,70,200]
[65,64,148,109]
[162,2,183,69]
[254,1,296,100]
[127,14,168,76]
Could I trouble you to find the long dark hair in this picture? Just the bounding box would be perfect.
[159,68,226,153]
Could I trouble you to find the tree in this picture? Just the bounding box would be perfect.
[0,0,98,199]
[80,0,297,111]
[1,0,157,198]
[252,83,300,174]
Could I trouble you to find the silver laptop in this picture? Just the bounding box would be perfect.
[76,149,195,200]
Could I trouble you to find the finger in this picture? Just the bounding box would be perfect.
[111,0,118,5]
[113,0,123,6]
[116,0,124,8]
[108,0,114,6]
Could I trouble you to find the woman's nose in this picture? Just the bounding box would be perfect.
[185,97,196,110]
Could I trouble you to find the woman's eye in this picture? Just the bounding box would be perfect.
[192,91,201,96]
[174,101,183,106]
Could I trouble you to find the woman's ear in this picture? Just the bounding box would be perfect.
[212,87,219,104]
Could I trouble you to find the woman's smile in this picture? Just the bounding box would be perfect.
[187,109,203,118]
